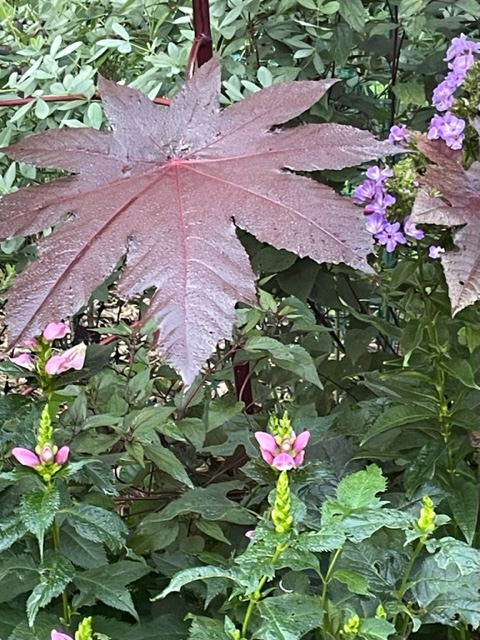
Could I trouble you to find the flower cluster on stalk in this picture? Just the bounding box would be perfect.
[9,321,86,385]
[427,34,480,149]
[254,412,310,471]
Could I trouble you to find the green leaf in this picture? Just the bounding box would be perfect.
[144,443,193,487]
[294,529,346,552]
[358,617,396,640]
[67,503,127,551]
[27,552,75,626]
[447,480,479,546]
[0,554,39,604]
[272,343,322,388]
[338,0,365,31]
[124,614,189,640]
[60,524,108,569]
[19,486,60,556]
[131,518,179,554]
[362,405,436,443]
[335,464,386,510]
[400,0,429,16]
[392,82,426,106]
[0,516,28,553]
[442,360,480,390]
[74,561,149,621]
[194,519,231,545]
[256,594,323,640]
[186,616,230,640]
[153,566,240,601]
[332,568,371,595]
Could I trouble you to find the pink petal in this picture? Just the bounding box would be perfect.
[293,450,305,467]
[12,447,40,467]
[260,449,274,465]
[45,343,87,375]
[40,444,54,463]
[9,353,35,371]
[51,631,74,640]
[55,446,70,465]
[245,530,255,539]
[43,322,70,341]
[293,430,310,453]
[272,453,296,471]
[45,355,66,376]
[254,431,277,454]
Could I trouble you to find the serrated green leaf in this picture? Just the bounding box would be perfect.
[144,443,193,487]
[74,561,149,620]
[0,516,28,553]
[153,566,240,601]
[186,616,230,640]
[67,503,127,551]
[335,464,386,510]
[358,617,396,640]
[19,486,60,556]
[124,614,189,639]
[362,405,436,443]
[27,552,75,626]
[0,554,39,604]
[60,524,108,569]
[256,594,323,640]
[294,528,346,552]
[332,568,371,595]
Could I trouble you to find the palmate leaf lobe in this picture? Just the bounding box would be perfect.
[411,138,480,314]
[0,58,396,384]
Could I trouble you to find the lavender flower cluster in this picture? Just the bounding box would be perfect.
[427,34,480,149]
[353,158,424,253]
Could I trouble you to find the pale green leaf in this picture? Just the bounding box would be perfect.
[256,594,323,640]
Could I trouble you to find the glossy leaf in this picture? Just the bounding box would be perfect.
[0,58,395,385]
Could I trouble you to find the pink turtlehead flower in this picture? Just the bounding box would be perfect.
[51,631,73,640]
[255,430,310,470]
[40,444,55,464]
[55,446,70,465]
[9,353,35,371]
[12,447,40,467]
[45,343,87,376]
[43,322,70,341]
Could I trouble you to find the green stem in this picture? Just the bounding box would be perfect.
[241,543,285,638]
[51,519,71,625]
[393,539,424,634]
[321,547,343,640]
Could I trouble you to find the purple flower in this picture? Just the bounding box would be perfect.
[375,222,407,252]
[353,179,379,204]
[427,112,465,149]
[45,343,87,376]
[254,430,310,470]
[365,213,387,234]
[388,124,410,145]
[445,34,480,61]
[11,447,41,468]
[364,192,396,215]
[403,215,424,240]
[428,245,445,259]
[43,322,70,341]
[448,53,475,80]
[432,81,454,112]
[365,165,394,184]
[51,632,73,640]
[9,353,35,371]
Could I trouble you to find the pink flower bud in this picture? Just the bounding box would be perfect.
[51,631,73,640]
[12,447,40,467]
[40,444,55,464]
[245,530,255,539]
[9,353,35,371]
[43,322,70,341]
[55,446,70,465]
[45,343,87,375]
[24,337,40,349]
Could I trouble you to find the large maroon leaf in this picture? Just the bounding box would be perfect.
[411,138,480,314]
[0,58,396,384]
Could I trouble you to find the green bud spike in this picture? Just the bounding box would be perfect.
[37,404,53,448]
[342,613,360,638]
[417,495,436,541]
[271,471,293,534]
[75,616,93,640]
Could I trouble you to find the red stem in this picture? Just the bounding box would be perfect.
[0,93,170,109]
[192,0,213,67]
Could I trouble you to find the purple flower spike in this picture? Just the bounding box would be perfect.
[388,124,410,144]
[55,446,70,465]
[365,213,387,235]
[51,631,73,640]
[403,215,425,240]
[432,81,454,112]
[428,245,445,259]
[448,53,475,77]
[375,222,407,253]
[445,34,480,61]
[9,353,35,371]
[43,322,70,341]
[12,447,40,468]
[427,112,465,149]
